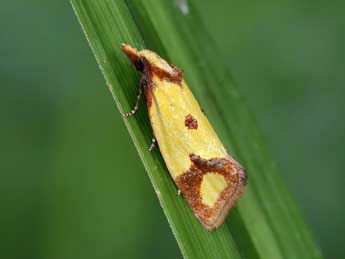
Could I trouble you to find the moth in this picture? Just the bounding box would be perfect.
[122,44,247,230]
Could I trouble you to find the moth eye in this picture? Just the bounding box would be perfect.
[136,58,145,71]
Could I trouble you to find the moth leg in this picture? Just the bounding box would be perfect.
[122,78,145,117]
[148,136,156,152]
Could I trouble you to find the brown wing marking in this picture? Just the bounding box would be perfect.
[175,154,247,229]
[184,114,198,129]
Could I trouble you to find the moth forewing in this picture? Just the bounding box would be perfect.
[122,44,247,230]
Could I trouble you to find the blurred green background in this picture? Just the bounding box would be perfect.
[1,1,344,259]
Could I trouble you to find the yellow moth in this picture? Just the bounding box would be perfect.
[122,44,247,230]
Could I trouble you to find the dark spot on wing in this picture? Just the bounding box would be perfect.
[185,114,198,129]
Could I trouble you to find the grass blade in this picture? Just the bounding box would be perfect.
[71,1,241,258]
[70,0,322,258]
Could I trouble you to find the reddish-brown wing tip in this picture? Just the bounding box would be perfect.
[203,166,247,230]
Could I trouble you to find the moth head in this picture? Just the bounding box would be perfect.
[122,44,181,78]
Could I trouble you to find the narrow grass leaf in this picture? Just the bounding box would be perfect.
[71,0,322,258]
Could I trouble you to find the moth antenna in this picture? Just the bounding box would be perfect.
[148,137,156,151]
[122,79,143,117]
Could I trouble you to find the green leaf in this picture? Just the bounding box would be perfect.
[70,0,322,258]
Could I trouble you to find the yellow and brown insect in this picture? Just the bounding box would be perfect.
[122,44,247,230]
